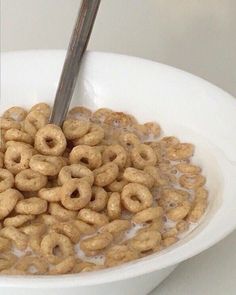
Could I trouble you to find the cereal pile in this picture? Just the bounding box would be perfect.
[0,103,208,275]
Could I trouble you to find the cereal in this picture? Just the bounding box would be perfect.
[58,164,94,185]
[102,144,127,169]
[61,179,92,211]
[23,110,48,136]
[80,232,113,256]
[40,232,74,264]
[35,124,66,156]
[4,145,35,175]
[89,186,108,212]
[93,163,119,187]
[15,197,48,215]
[78,209,109,227]
[107,192,121,220]
[3,106,27,122]
[69,145,102,170]
[30,103,51,118]
[0,189,23,220]
[15,169,47,191]
[123,167,154,189]
[73,124,104,146]
[0,168,14,192]
[121,183,153,213]
[131,144,157,169]
[29,154,64,176]
[0,103,209,275]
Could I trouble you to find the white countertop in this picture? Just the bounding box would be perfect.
[151,230,236,295]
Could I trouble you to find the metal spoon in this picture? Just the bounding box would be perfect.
[50,0,101,126]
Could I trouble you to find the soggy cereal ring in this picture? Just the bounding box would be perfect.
[3,107,27,122]
[58,164,94,186]
[15,256,48,275]
[15,169,47,191]
[49,256,75,275]
[73,124,104,146]
[80,232,113,256]
[61,179,92,211]
[0,168,14,192]
[107,192,121,220]
[91,108,113,123]
[100,219,131,236]
[29,154,64,176]
[23,110,48,137]
[0,131,6,153]
[89,186,108,212]
[68,106,92,120]
[4,128,33,144]
[78,209,109,227]
[35,124,66,156]
[0,189,23,220]
[5,140,33,150]
[166,143,194,160]
[142,122,161,138]
[50,222,80,243]
[0,226,28,250]
[69,145,102,170]
[63,119,90,140]
[160,136,180,147]
[0,118,21,130]
[131,144,157,169]
[71,260,103,273]
[162,236,178,247]
[175,163,201,174]
[128,229,161,253]
[38,187,61,202]
[15,197,47,215]
[93,162,119,187]
[118,132,141,150]
[176,220,189,233]
[0,152,4,168]
[159,188,189,210]
[123,167,154,189]
[0,253,17,271]
[35,214,60,226]
[104,111,137,128]
[102,144,127,169]
[40,232,74,264]
[73,220,96,235]
[105,245,139,267]
[0,236,11,252]
[121,183,153,213]
[3,214,34,227]
[132,207,163,223]
[49,203,77,221]
[4,145,35,175]
[30,103,51,118]
[187,187,208,222]
[179,174,206,189]
[20,222,46,236]
[106,173,128,192]
[144,165,170,186]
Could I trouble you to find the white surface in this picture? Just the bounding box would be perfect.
[1,1,236,294]
[1,50,236,295]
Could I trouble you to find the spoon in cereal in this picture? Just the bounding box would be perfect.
[50,0,101,126]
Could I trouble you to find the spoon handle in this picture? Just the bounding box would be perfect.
[50,0,101,126]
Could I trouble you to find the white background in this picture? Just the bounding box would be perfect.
[1,1,236,294]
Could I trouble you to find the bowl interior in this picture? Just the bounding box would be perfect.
[1,50,236,284]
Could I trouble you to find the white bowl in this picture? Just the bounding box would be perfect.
[1,50,236,295]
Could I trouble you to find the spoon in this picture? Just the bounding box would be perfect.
[50,0,101,126]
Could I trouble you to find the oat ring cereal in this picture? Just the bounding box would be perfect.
[131,144,157,169]
[0,103,209,275]
[69,145,102,170]
[40,232,74,264]
[15,169,47,191]
[0,168,14,192]
[63,119,90,140]
[121,183,153,213]
[58,164,94,185]
[35,124,66,156]
[61,179,92,210]
[29,154,64,176]
[4,145,35,175]
[3,106,27,122]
